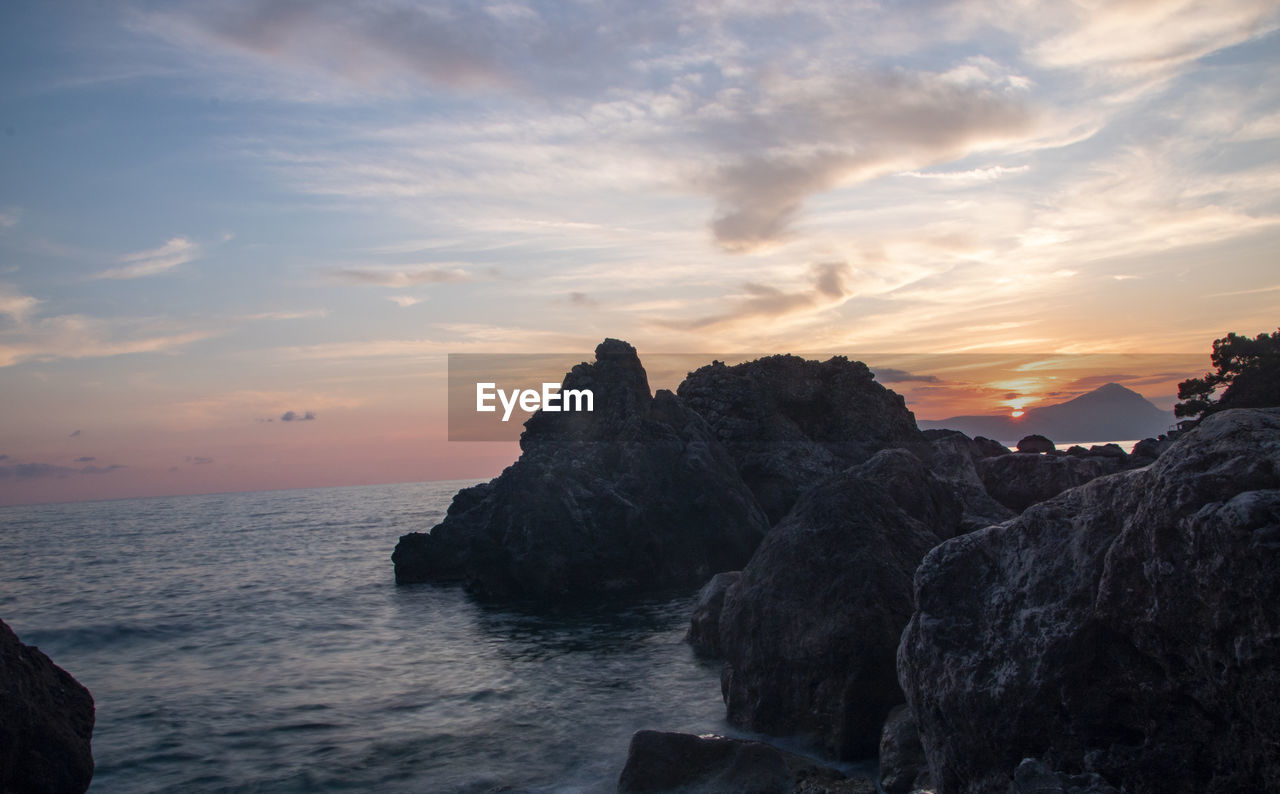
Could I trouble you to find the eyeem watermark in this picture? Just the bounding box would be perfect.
[476,382,594,423]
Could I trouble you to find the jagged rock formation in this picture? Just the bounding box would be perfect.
[717,449,962,759]
[0,619,95,794]
[877,705,930,794]
[977,452,1123,512]
[677,355,923,523]
[393,339,769,597]
[685,571,740,658]
[617,730,874,794]
[920,430,1016,531]
[899,408,1280,794]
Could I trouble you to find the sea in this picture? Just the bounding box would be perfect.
[0,480,792,793]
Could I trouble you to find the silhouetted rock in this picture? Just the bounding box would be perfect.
[977,453,1120,512]
[1008,759,1120,794]
[973,436,1010,457]
[1015,434,1055,453]
[922,432,1016,532]
[1087,442,1126,459]
[878,705,931,794]
[393,339,769,597]
[685,571,740,658]
[899,408,1280,794]
[1131,436,1174,462]
[718,449,961,759]
[617,730,873,794]
[0,619,94,794]
[678,355,923,523]
[1065,444,1088,456]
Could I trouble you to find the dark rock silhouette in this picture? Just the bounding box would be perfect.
[920,382,1174,444]
[685,571,740,658]
[717,449,962,759]
[899,408,1280,794]
[1016,433,1055,453]
[0,619,95,794]
[393,339,769,597]
[1008,759,1120,794]
[919,431,1015,532]
[617,730,873,794]
[977,452,1123,512]
[678,355,923,523]
[878,705,930,794]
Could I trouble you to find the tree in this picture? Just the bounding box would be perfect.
[1175,329,1280,420]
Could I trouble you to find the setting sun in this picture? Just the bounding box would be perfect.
[1011,410,1025,418]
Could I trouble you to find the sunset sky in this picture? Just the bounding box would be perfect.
[1,0,1277,505]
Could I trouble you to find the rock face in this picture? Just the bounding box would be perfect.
[685,571,741,658]
[899,408,1280,794]
[393,339,770,597]
[0,619,95,794]
[921,431,1016,532]
[1015,434,1055,454]
[977,452,1122,512]
[878,705,930,794]
[617,730,874,794]
[678,355,923,524]
[718,449,962,759]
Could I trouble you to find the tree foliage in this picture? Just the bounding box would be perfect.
[1176,329,1280,420]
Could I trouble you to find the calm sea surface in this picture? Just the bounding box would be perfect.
[0,481,751,793]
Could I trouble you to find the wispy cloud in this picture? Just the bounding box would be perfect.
[326,266,469,287]
[93,237,199,280]
[280,410,315,421]
[387,295,423,308]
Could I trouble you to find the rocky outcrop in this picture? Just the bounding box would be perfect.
[1015,434,1055,454]
[617,731,874,794]
[685,571,740,658]
[977,452,1122,512]
[878,705,930,794]
[717,449,962,759]
[921,431,1016,532]
[899,408,1280,794]
[678,355,923,523]
[0,619,95,794]
[1008,759,1120,794]
[393,339,770,598]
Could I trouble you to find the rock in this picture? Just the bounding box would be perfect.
[1008,758,1120,794]
[616,730,874,794]
[718,449,961,759]
[977,453,1120,512]
[1015,434,1055,454]
[1065,445,1089,456]
[1131,436,1173,461]
[686,571,741,658]
[973,436,1010,457]
[0,619,95,794]
[1086,443,1127,459]
[393,339,770,597]
[878,705,931,794]
[678,355,923,524]
[922,432,1017,532]
[899,408,1280,794]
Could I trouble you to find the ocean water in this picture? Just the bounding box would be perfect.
[0,481,751,793]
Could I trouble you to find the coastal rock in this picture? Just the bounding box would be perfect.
[1015,434,1055,454]
[718,449,961,759]
[898,408,1280,794]
[677,355,923,523]
[393,339,770,598]
[1087,443,1127,459]
[0,619,95,794]
[616,730,874,794]
[972,436,1010,458]
[976,452,1119,512]
[685,571,741,658]
[922,432,1016,532]
[878,705,930,794]
[1131,436,1172,461]
[1008,759,1120,794]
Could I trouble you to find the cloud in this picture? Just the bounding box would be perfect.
[69,429,81,437]
[0,286,40,324]
[185,455,214,464]
[93,237,199,279]
[872,368,941,384]
[0,461,125,479]
[0,207,20,229]
[242,309,327,320]
[658,261,854,331]
[387,295,422,308]
[74,456,95,462]
[567,291,598,307]
[280,410,315,421]
[326,266,469,286]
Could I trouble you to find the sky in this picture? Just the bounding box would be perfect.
[1,0,1277,506]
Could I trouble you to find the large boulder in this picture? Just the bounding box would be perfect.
[678,355,923,524]
[878,705,930,794]
[977,452,1121,512]
[921,431,1017,532]
[617,730,874,794]
[898,408,1280,794]
[0,619,95,794]
[393,339,770,598]
[685,571,741,658]
[717,449,962,759]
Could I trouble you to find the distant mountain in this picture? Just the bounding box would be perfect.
[918,382,1176,445]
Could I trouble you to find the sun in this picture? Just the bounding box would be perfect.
[1010,410,1025,418]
